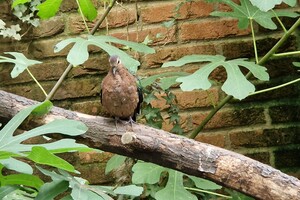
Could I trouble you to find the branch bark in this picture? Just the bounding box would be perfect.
[0,90,299,200]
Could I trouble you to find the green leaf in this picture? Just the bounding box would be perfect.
[0,174,44,189]
[70,181,89,200]
[36,180,69,200]
[164,55,269,100]
[249,0,297,11]
[32,100,53,116]
[78,0,97,21]
[54,35,155,72]
[0,185,19,199]
[249,0,282,11]
[132,162,166,184]
[113,185,143,196]
[155,170,197,200]
[105,155,126,175]
[283,0,297,6]
[37,0,63,19]
[292,62,300,67]
[0,52,42,78]
[159,76,179,90]
[210,0,297,30]
[188,175,222,190]
[12,0,30,8]
[0,157,33,174]
[28,146,76,173]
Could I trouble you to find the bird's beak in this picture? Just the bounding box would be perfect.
[112,66,117,75]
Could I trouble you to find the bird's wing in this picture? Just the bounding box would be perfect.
[132,86,143,121]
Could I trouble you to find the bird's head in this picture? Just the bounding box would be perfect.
[109,55,122,75]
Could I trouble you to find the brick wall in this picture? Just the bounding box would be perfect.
[0,0,299,182]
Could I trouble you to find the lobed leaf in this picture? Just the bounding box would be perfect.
[105,155,126,175]
[54,35,155,72]
[188,175,222,190]
[0,52,42,78]
[132,162,166,184]
[11,0,30,8]
[211,0,298,30]
[155,170,197,200]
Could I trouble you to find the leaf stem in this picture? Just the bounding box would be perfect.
[250,18,259,64]
[185,187,232,199]
[272,10,287,33]
[45,0,117,101]
[26,68,48,97]
[272,50,300,58]
[188,17,300,139]
[76,0,90,33]
[249,78,300,96]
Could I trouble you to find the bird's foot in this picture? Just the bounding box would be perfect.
[125,116,137,127]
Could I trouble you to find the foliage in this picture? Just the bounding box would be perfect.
[211,0,298,30]
[54,35,155,72]
[162,55,269,100]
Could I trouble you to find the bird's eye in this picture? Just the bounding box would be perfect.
[117,59,120,64]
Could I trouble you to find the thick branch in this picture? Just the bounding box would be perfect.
[0,90,299,200]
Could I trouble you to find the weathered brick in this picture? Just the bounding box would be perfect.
[67,5,136,34]
[195,133,226,148]
[139,1,213,24]
[53,77,101,100]
[229,126,300,148]
[180,107,266,131]
[179,19,251,41]
[29,38,70,58]
[245,152,271,165]
[269,105,300,123]
[150,88,220,110]
[274,148,300,168]
[110,24,176,45]
[0,76,101,101]
[0,59,67,85]
[29,16,65,38]
[141,43,217,68]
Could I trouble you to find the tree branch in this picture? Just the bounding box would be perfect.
[0,90,299,200]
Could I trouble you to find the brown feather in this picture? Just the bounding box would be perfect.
[101,60,139,119]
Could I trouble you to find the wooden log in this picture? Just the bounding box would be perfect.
[0,90,299,199]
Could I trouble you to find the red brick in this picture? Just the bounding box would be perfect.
[180,107,266,131]
[141,43,217,68]
[230,126,300,149]
[139,2,176,23]
[177,1,214,19]
[139,1,214,24]
[244,152,271,165]
[269,105,300,123]
[0,76,101,101]
[29,16,65,38]
[67,5,136,34]
[110,24,176,45]
[195,133,226,148]
[150,88,220,110]
[179,19,251,41]
[275,148,300,168]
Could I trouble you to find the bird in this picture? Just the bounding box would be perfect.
[100,55,142,128]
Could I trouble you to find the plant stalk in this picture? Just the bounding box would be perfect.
[45,0,117,101]
[188,17,300,139]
